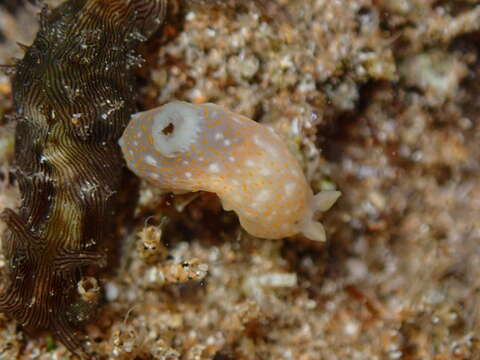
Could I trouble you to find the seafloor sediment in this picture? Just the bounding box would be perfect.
[0,0,479,359]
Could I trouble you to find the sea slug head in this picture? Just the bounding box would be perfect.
[119,101,201,157]
[118,101,206,189]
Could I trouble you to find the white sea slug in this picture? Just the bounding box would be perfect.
[119,101,340,241]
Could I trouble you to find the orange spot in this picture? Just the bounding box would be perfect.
[143,163,160,173]
[203,107,210,116]
[193,95,207,104]
[147,134,154,145]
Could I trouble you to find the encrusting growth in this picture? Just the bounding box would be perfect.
[119,101,340,242]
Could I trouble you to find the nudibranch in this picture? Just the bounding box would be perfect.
[120,102,340,241]
[0,0,166,356]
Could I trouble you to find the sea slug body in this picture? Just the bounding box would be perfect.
[0,0,166,356]
[119,101,340,242]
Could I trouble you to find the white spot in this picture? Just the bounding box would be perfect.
[251,202,263,210]
[259,167,272,176]
[133,141,138,147]
[198,157,204,161]
[182,161,189,165]
[215,132,224,140]
[344,322,359,336]
[253,135,267,147]
[185,172,192,179]
[284,183,296,196]
[229,156,235,162]
[224,139,231,146]
[265,144,280,158]
[245,160,255,167]
[137,132,143,138]
[145,155,157,165]
[151,102,201,157]
[208,163,221,173]
[256,189,272,203]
